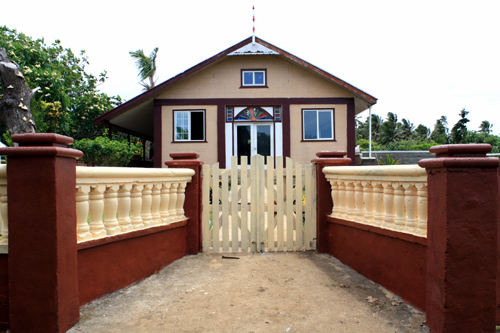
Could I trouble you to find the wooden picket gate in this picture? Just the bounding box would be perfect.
[201,155,317,253]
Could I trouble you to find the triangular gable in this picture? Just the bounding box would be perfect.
[228,42,279,56]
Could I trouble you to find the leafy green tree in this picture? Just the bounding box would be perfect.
[129,48,159,91]
[450,109,470,143]
[430,116,449,144]
[0,26,121,140]
[413,124,430,141]
[479,120,493,134]
[72,136,142,166]
[399,118,414,140]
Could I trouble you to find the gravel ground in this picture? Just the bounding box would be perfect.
[68,252,429,333]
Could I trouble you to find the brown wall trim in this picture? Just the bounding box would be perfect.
[301,108,336,142]
[77,220,188,251]
[154,97,355,106]
[217,105,226,167]
[154,105,162,168]
[171,109,207,143]
[240,68,268,88]
[282,104,290,160]
[346,101,355,166]
[326,216,427,246]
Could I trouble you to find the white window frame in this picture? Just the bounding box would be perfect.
[242,70,266,87]
[302,109,334,141]
[173,110,205,142]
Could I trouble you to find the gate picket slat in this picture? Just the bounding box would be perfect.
[295,162,303,250]
[221,170,230,251]
[258,155,265,253]
[202,164,210,252]
[212,164,220,252]
[305,165,313,250]
[311,166,317,250]
[241,156,249,252]
[276,156,284,251]
[286,157,294,251]
[250,155,257,252]
[267,156,275,252]
[231,157,239,252]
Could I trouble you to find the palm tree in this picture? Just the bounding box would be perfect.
[129,47,159,91]
[479,120,493,134]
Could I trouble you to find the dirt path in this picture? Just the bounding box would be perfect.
[69,252,428,333]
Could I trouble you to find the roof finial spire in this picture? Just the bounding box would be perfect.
[252,5,255,45]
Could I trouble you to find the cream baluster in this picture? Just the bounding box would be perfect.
[362,181,374,224]
[89,185,107,238]
[372,182,385,225]
[169,182,179,221]
[117,184,133,232]
[382,182,396,228]
[0,185,8,245]
[151,183,162,226]
[330,179,340,217]
[416,183,428,236]
[160,182,171,224]
[345,181,356,220]
[354,181,365,223]
[130,184,145,229]
[141,183,154,227]
[75,185,92,242]
[393,183,406,230]
[338,180,347,219]
[103,184,121,235]
[176,181,187,220]
[403,183,418,233]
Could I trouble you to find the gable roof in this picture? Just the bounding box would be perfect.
[94,36,377,138]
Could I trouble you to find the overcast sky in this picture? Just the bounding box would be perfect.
[2,1,499,133]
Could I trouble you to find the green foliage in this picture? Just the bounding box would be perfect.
[356,139,382,150]
[377,154,401,165]
[465,132,500,153]
[0,26,121,141]
[383,140,439,151]
[72,136,142,166]
[479,120,493,134]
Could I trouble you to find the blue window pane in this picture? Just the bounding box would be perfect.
[318,111,332,139]
[243,72,253,85]
[304,110,317,139]
[254,72,264,85]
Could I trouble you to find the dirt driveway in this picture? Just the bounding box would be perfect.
[69,252,428,333]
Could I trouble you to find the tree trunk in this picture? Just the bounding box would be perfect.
[0,47,36,134]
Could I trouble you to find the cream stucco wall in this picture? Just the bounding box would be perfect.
[289,104,348,165]
[162,105,218,166]
[158,56,355,99]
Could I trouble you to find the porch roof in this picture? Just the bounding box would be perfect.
[94,36,378,139]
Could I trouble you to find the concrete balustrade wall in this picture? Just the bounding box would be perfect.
[0,134,202,332]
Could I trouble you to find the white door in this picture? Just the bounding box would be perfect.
[234,123,273,164]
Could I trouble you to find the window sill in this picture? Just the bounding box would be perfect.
[239,85,269,89]
[301,139,337,142]
[171,140,208,143]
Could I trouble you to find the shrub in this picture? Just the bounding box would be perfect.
[72,136,142,166]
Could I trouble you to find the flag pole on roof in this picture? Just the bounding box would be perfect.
[252,5,256,45]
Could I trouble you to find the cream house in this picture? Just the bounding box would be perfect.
[94,36,377,167]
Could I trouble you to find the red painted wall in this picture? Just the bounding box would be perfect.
[0,255,7,330]
[327,217,427,310]
[78,223,187,305]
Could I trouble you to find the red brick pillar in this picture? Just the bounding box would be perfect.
[0,134,83,333]
[165,152,203,255]
[312,151,352,254]
[419,144,499,333]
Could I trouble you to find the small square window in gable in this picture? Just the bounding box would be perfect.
[241,69,267,88]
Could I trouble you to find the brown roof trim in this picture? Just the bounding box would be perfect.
[95,36,377,125]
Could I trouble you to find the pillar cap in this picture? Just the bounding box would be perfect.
[316,151,347,158]
[419,144,499,169]
[312,151,351,165]
[0,133,83,159]
[169,152,200,160]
